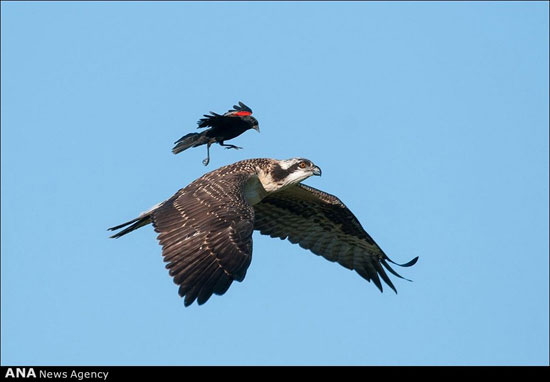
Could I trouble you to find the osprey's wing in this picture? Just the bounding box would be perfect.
[253,184,418,293]
[151,173,255,306]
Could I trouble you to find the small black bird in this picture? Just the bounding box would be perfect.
[172,102,260,165]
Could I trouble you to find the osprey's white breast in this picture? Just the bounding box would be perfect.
[243,174,269,205]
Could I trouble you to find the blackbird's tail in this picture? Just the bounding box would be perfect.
[172,132,209,154]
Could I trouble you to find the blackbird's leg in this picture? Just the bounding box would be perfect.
[202,142,212,166]
[219,141,243,150]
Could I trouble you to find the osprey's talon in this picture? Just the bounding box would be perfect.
[202,158,210,166]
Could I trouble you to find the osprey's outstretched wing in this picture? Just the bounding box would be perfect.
[151,172,256,306]
[253,184,418,293]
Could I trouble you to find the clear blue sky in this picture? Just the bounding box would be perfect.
[1,2,548,366]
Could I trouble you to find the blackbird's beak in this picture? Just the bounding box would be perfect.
[253,125,260,133]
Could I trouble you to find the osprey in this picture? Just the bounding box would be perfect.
[108,158,418,306]
[172,102,260,166]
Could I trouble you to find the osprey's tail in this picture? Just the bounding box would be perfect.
[172,132,209,154]
[108,214,152,239]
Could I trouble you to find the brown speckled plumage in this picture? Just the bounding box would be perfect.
[109,158,418,306]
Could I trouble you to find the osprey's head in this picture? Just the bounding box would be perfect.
[259,158,321,192]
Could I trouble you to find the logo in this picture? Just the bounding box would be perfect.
[4,368,37,378]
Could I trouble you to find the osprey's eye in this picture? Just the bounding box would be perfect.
[299,162,307,169]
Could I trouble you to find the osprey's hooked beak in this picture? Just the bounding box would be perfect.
[312,166,322,176]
